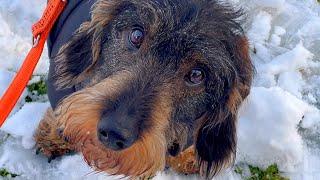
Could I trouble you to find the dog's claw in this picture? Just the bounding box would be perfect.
[56,128,64,138]
[64,136,70,142]
[48,155,56,163]
[36,148,41,155]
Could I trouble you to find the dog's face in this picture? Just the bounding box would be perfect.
[54,0,253,178]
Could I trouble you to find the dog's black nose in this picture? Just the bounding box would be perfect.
[98,127,136,151]
[98,112,138,151]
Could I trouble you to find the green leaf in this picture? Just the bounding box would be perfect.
[27,78,47,95]
[234,165,244,175]
[0,168,19,178]
[247,164,289,180]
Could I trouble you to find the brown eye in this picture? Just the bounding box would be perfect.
[185,69,205,86]
[129,28,144,48]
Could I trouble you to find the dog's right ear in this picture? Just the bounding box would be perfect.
[54,0,123,89]
[54,22,96,89]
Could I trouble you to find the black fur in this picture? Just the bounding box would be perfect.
[196,105,237,178]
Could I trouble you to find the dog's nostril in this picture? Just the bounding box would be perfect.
[116,141,124,149]
[99,129,108,137]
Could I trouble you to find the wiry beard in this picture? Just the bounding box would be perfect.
[54,71,172,178]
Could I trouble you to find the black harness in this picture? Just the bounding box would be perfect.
[47,0,96,109]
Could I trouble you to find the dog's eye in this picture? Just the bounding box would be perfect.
[129,28,144,48]
[185,68,205,86]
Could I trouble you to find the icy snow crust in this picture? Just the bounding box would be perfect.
[0,0,320,179]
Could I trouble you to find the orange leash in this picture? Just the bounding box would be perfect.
[0,0,67,127]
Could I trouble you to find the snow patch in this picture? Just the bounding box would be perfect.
[259,43,313,75]
[1,102,50,149]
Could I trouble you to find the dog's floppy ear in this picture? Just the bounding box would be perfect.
[195,36,253,178]
[54,22,96,88]
[195,84,241,178]
[54,0,122,88]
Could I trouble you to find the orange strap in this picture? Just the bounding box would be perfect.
[0,0,67,126]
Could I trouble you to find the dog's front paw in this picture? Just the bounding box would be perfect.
[34,108,74,162]
[166,146,199,175]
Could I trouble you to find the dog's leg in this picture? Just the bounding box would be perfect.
[34,108,74,161]
[166,146,199,175]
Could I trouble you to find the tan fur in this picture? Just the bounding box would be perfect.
[166,146,199,175]
[227,37,253,116]
[226,88,242,115]
[235,37,253,99]
[34,108,74,157]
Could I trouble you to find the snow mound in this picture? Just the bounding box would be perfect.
[0,0,320,179]
[1,102,50,149]
[238,87,319,171]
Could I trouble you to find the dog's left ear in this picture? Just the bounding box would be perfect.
[195,36,253,178]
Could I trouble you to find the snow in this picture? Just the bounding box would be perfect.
[247,11,272,45]
[2,102,50,149]
[237,87,319,172]
[0,0,49,74]
[270,26,286,46]
[259,43,314,75]
[0,0,320,179]
[253,0,286,9]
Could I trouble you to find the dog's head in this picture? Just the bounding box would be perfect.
[54,0,253,178]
